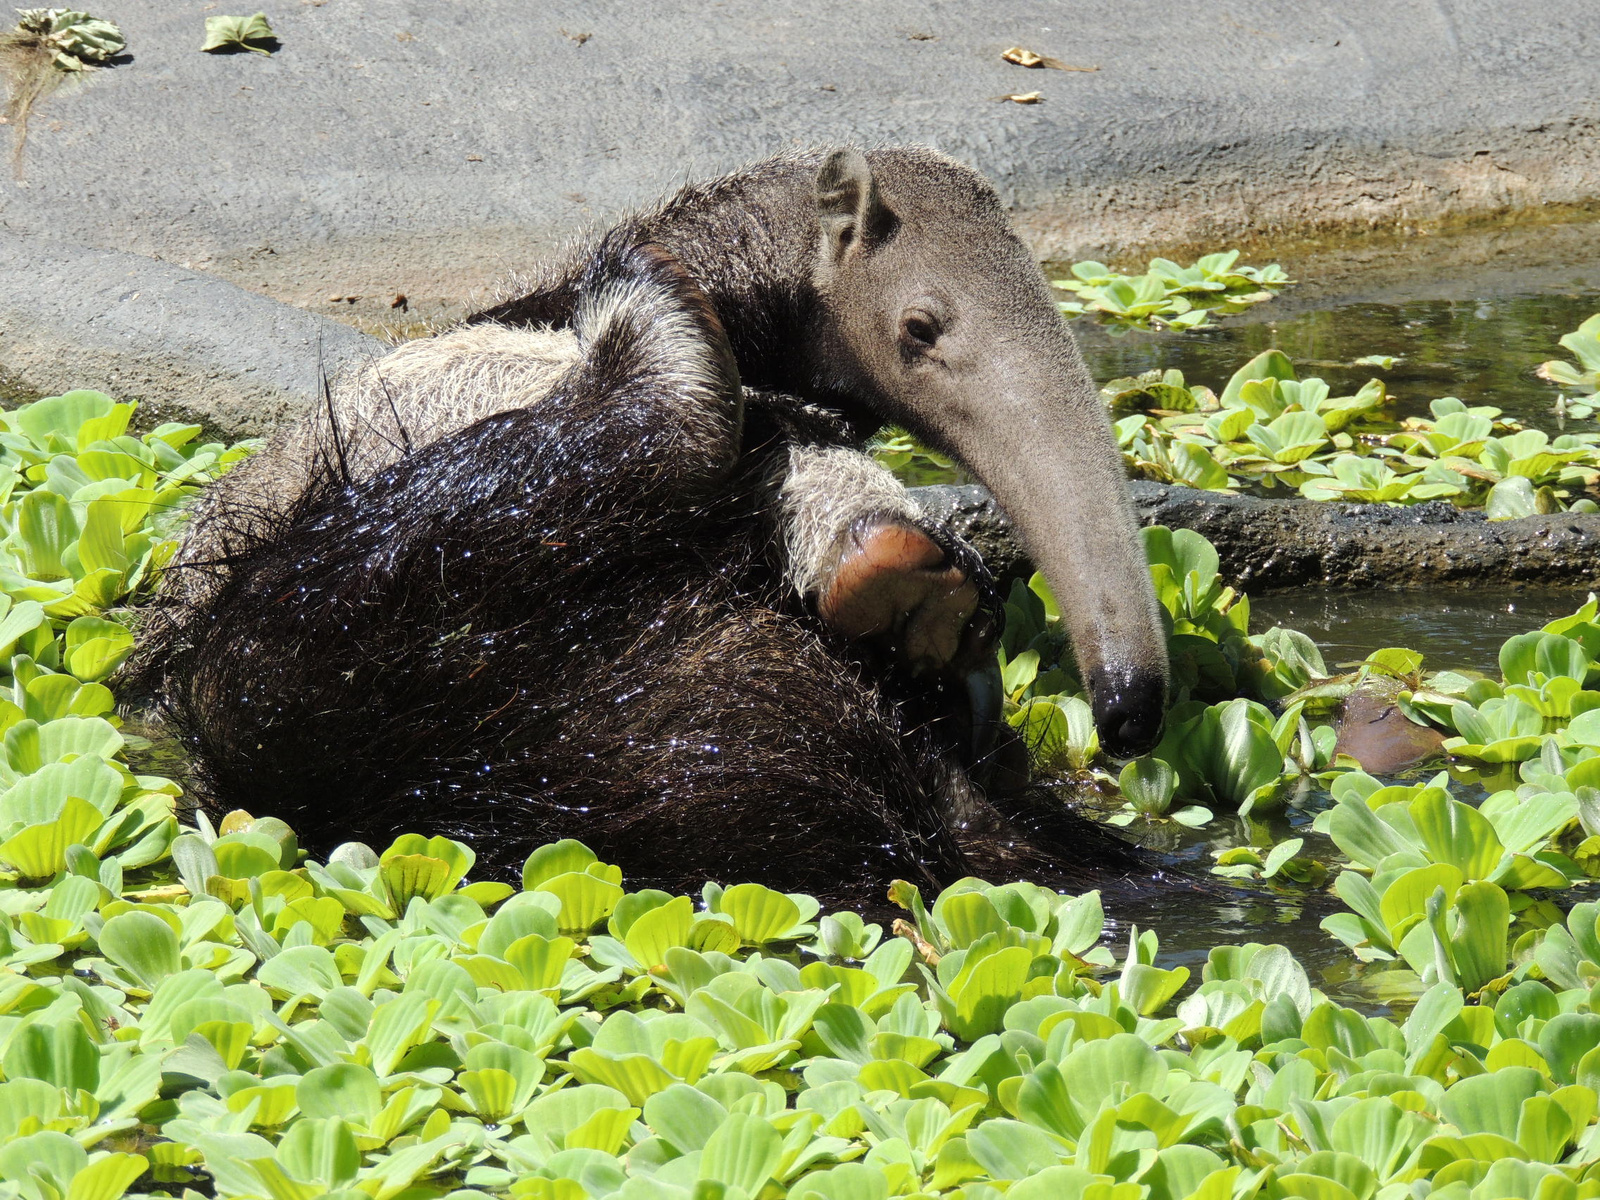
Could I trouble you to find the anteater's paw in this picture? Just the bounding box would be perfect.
[818,516,998,676]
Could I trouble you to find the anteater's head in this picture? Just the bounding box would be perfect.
[805,147,1167,758]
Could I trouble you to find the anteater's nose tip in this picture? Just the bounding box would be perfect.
[1089,667,1167,758]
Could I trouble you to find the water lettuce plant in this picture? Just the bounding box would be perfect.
[1540,313,1600,415]
[1109,355,1600,515]
[1405,600,1600,768]
[1052,252,1291,331]
[8,805,1600,1199]
[4,386,1600,1198]
[1003,525,1336,823]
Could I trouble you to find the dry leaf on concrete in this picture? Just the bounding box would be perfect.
[994,91,1042,104]
[203,13,276,55]
[1001,45,1098,72]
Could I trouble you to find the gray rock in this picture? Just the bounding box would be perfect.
[0,233,384,435]
[0,2,1595,320]
[913,481,1600,591]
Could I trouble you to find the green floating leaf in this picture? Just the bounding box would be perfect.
[718,882,803,944]
[63,615,134,682]
[0,1131,85,1199]
[1119,755,1178,816]
[365,993,440,1077]
[97,909,181,990]
[624,894,694,968]
[1,1019,99,1092]
[63,1151,148,1200]
[698,1110,783,1194]
[538,870,625,934]
[16,488,78,580]
[1008,695,1098,772]
[274,1116,360,1188]
[522,837,600,889]
[379,831,475,909]
[296,1063,382,1125]
[0,792,105,879]
[966,1117,1068,1180]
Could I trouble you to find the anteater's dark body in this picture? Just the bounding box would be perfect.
[151,239,1154,906]
[144,148,1175,909]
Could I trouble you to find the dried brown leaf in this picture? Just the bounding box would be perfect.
[995,91,1042,104]
[1001,44,1099,72]
[892,917,942,965]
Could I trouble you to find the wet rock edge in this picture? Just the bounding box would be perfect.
[913,482,1600,593]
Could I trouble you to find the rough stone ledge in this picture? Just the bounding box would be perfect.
[0,233,384,437]
[912,482,1600,592]
[0,2,1596,318]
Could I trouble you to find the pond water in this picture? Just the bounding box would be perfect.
[1048,215,1600,1000]
[1072,293,1600,431]
[1250,586,1594,675]
[1062,213,1600,432]
[1110,584,1600,1005]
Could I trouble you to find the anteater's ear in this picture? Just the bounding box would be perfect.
[816,148,894,264]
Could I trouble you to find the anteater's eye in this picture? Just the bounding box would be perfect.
[900,311,940,350]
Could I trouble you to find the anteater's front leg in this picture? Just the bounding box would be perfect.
[560,235,747,502]
[774,443,999,678]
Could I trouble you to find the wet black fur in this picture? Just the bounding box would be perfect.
[140,237,1165,912]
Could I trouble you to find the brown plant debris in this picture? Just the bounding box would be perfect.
[0,8,124,176]
[892,918,942,965]
[1001,45,1098,72]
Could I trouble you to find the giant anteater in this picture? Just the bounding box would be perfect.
[143,147,1178,909]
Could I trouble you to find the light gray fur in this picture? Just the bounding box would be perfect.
[776,442,923,601]
[180,323,581,570]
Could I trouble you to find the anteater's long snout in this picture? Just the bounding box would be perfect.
[1087,663,1167,758]
[937,360,1170,759]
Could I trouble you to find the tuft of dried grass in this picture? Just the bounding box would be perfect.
[0,9,124,176]
[0,34,62,173]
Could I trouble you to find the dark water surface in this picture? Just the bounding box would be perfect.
[1250,587,1595,675]
[1063,216,1600,431]
[1056,214,1600,996]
